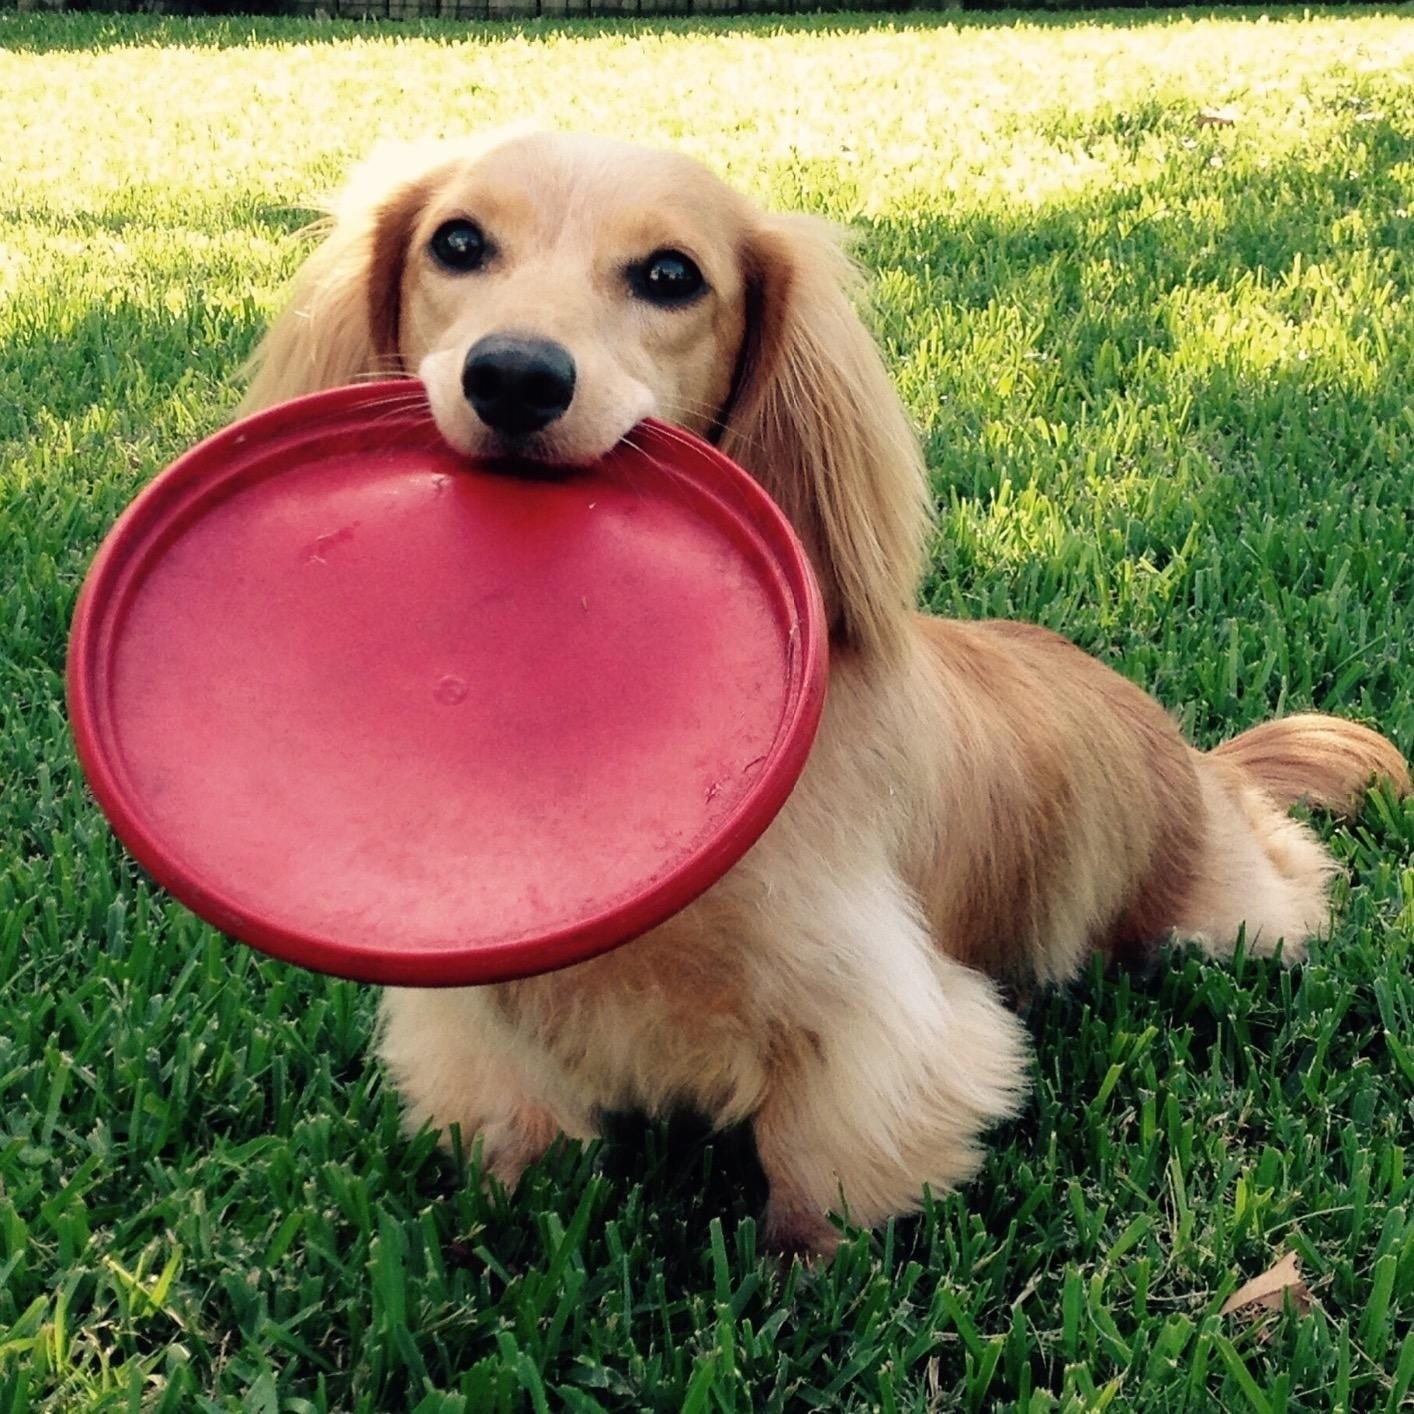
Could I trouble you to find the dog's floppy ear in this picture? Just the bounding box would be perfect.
[718,216,929,660]
[239,160,436,414]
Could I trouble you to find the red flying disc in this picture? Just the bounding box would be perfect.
[68,382,826,987]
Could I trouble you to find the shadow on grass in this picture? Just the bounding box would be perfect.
[9,109,1409,434]
[0,199,319,239]
[8,111,1412,751]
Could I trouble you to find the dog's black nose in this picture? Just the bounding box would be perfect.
[461,335,576,437]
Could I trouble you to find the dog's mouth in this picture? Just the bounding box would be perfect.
[471,422,626,479]
[476,446,584,482]
[430,403,639,478]
[416,351,651,475]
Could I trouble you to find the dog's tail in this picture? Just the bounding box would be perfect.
[1209,713,1410,818]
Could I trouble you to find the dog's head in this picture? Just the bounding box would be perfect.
[243,130,928,655]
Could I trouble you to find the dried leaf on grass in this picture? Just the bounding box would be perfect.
[1220,1250,1313,1322]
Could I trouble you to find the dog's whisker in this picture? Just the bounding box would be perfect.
[348,366,413,383]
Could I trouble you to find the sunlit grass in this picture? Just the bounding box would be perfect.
[2,7,1412,1410]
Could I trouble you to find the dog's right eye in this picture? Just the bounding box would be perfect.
[429,219,488,273]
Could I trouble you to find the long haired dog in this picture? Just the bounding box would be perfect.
[243,131,1409,1255]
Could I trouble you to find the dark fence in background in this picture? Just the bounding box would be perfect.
[7,0,1358,16]
[13,0,922,14]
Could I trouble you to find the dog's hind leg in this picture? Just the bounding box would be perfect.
[1170,755,1336,964]
[1173,717,1409,963]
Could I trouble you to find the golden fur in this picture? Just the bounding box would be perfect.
[242,131,1410,1255]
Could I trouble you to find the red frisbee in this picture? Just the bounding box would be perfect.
[68,382,826,987]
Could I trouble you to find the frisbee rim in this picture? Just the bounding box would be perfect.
[67,381,827,986]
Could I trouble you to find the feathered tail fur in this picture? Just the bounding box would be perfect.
[1211,712,1410,818]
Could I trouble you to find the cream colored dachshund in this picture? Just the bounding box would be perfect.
[242,130,1409,1256]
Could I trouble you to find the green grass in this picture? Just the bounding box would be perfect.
[3,5,1414,1409]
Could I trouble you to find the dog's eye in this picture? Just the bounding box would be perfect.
[631,250,706,305]
[429,219,488,273]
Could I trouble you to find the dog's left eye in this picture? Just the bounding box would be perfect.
[631,250,707,305]
[430,219,488,273]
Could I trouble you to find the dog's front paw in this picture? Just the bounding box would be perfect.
[479,1106,562,1190]
[762,1199,841,1262]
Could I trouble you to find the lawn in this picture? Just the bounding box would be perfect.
[2,5,1413,1409]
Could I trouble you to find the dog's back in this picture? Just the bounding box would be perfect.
[910,615,1408,985]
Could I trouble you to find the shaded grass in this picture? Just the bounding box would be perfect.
[2,6,1413,1410]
